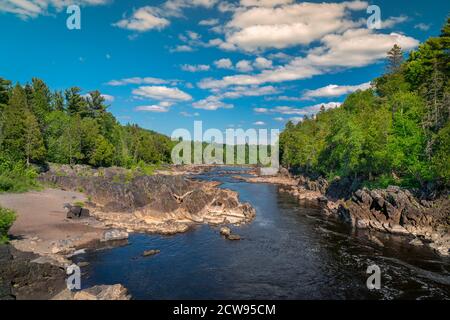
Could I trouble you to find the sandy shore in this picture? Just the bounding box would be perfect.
[0,189,105,264]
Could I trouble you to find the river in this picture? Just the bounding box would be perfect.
[74,167,450,299]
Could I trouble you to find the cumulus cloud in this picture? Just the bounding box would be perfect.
[181,64,210,72]
[0,0,110,19]
[132,86,192,101]
[214,58,233,69]
[114,0,218,32]
[254,57,273,69]
[236,60,254,72]
[302,82,371,99]
[114,7,170,32]
[192,96,234,110]
[218,1,368,52]
[220,85,279,99]
[199,28,419,89]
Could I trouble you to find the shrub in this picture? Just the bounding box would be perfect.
[0,207,16,244]
[0,156,40,193]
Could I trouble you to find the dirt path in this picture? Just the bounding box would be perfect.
[0,189,104,261]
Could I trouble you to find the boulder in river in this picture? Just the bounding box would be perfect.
[220,227,231,237]
[143,249,160,257]
[102,229,129,242]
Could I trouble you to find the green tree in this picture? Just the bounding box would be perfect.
[0,84,28,160]
[89,135,114,167]
[23,110,46,165]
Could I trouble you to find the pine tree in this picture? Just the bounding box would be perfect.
[387,44,404,74]
[0,77,11,111]
[86,90,107,118]
[23,110,46,165]
[30,78,51,130]
[65,87,88,117]
[51,90,65,112]
[0,84,28,160]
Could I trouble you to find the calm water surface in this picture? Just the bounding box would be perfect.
[75,167,450,299]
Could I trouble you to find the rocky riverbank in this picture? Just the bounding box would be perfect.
[39,165,255,235]
[236,169,450,257]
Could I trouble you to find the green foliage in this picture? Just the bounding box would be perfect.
[0,77,172,173]
[0,207,16,244]
[0,157,40,193]
[280,19,450,190]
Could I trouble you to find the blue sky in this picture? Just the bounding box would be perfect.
[0,0,449,136]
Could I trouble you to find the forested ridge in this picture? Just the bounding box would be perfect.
[280,18,450,190]
[0,76,173,191]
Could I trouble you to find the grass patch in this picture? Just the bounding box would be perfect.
[0,207,16,244]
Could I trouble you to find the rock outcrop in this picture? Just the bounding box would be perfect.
[0,244,66,300]
[39,166,255,235]
[269,168,449,256]
[53,284,131,300]
[331,186,450,256]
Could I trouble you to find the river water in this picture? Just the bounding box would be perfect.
[75,167,450,300]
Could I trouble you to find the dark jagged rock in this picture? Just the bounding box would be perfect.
[64,204,90,219]
[334,187,450,255]
[0,245,66,300]
[39,166,255,233]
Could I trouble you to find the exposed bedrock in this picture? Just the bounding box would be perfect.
[280,170,449,256]
[39,167,255,234]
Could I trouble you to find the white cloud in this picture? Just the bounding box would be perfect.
[170,45,194,52]
[236,60,253,72]
[414,23,431,31]
[135,105,171,112]
[273,117,285,122]
[181,64,210,72]
[106,77,169,86]
[101,94,115,103]
[254,57,273,69]
[220,85,279,99]
[199,18,219,26]
[0,0,110,19]
[240,0,295,7]
[254,102,342,116]
[214,58,233,69]
[187,31,201,40]
[132,86,192,101]
[113,0,218,32]
[302,82,371,99]
[253,121,266,126]
[192,96,234,110]
[114,6,170,32]
[199,28,419,89]
[218,1,368,52]
[381,15,408,29]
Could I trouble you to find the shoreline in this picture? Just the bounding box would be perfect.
[233,171,449,257]
[1,164,448,300]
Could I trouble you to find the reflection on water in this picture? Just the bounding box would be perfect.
[75,167,450,300]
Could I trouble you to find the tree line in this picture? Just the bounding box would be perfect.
[279,18,449,189]
[0,78,173,169]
